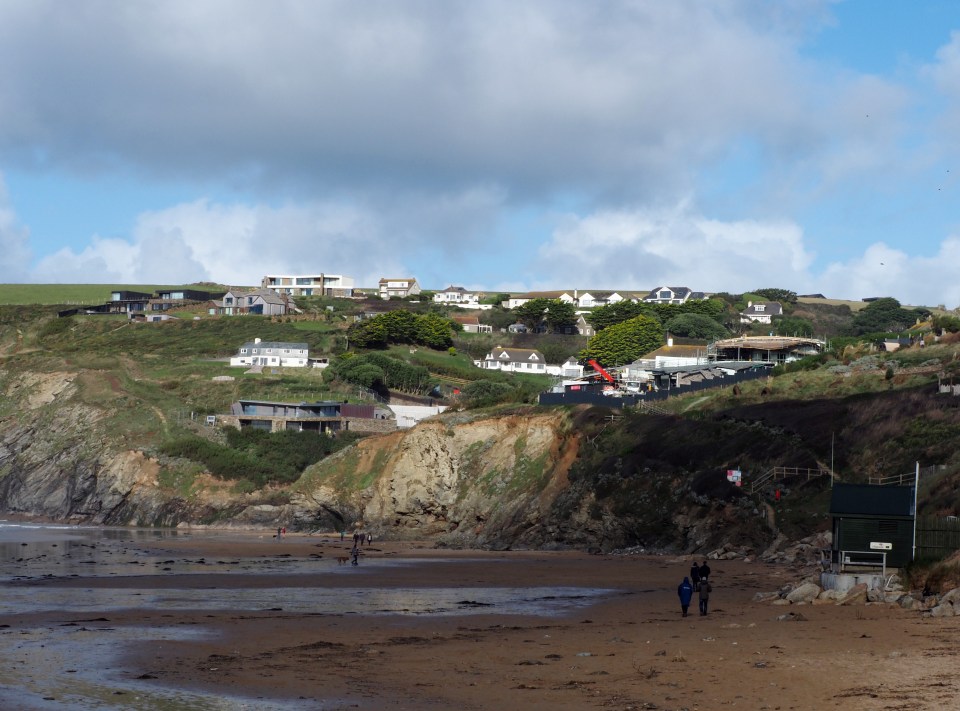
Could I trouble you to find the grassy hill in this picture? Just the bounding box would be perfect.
[0,283,246,306]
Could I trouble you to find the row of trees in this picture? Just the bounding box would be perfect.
[325,352,434,395]
[347,310,455,350]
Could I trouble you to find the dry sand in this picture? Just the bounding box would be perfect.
[2,529,959,710]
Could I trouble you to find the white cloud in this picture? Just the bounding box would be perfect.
[0,173,32,281]
[815,239,960,308]
[534,202,815,294]
[28,187,507,287]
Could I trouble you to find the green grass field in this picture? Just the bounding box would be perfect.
[0,283,243,306]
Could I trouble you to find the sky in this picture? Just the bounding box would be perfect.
[1,0,960,306]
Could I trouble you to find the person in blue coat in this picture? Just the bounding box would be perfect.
[677,577,694,617]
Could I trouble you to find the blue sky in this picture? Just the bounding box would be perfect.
[1,0,960,306]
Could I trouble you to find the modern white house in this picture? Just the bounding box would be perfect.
[379,277,421,300]
[261,273,355,297]
[504,291,575,309]
[230,338,310,368]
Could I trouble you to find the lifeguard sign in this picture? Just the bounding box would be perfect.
[726,469,742,487]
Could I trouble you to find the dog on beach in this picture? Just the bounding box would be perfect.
[336,556,349,565]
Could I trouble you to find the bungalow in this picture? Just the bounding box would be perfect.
[711,335,825,364]
[740,301,783,325]
[150,288,226,311]
[379,277,421,300]
[229,338,310,368]
[476,346,547,374]
[220,399,394,435]
[576,314,595,338]
[451,314,492,334]
[433,285,479,305]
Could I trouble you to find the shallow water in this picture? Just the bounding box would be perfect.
[0,523,614,709]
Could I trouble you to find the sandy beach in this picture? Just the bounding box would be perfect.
[1,525,958,710]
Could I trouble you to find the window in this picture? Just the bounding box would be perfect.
[659,290,671,299]
[755,304,765,312]
[225,297,233,305]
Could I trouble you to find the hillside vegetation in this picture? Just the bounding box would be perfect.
[1,291,960,557]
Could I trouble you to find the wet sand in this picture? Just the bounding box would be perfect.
[1,526,959,710]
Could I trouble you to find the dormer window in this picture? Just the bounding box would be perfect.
[755,305,765,312]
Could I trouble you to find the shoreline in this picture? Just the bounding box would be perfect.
[1,528,958,709]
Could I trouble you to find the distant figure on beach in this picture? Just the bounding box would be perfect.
[277,527,283,540]
[353,532,359,546]
[698,561,711,582]
[678,577,694,617]
[775,488,781,503]
[690,561,700,589]
[351,545,359,566]
[367,533,372,545]
[699,579,713,616]
[340,530,345,542]
[281,527,286,538]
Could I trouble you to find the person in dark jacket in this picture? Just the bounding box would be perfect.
[689,561,701,589]
[698,561,711,582]
[677,577,694,617]
[698,580,713,615]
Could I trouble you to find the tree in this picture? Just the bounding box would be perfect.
[772,315,814,337]
[586,300,648,331]
[544,299,577,333]
[415,313,455,349]
[346,318,389,349]
[579,315,663,367]
[851,298,919,335]
[379,310,419,343]
[663,313,729,340]
[513,298,551,329]
[753,288,798,304]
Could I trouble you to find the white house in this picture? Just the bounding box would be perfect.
[261,273,354,297]
[545,357,585,378]
[230,338,310,368]
[475,346,547,373]
[504,291,574,309]
[379,277,421,300]
[740,301,783,325]
[433,285,479,305]
[643,286,705,305]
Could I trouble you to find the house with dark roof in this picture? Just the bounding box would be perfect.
[229,338,310,368]
[643,286,704,304]
[451,314,492,334]
[829,483,915,570]
[433,285,479,305]
[214,288,290,316]
[740,301,783,325]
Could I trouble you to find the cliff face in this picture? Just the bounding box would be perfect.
[291,410,587,547]
[0,367,772,552]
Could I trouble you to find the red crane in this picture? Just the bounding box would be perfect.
[587,359,616,384]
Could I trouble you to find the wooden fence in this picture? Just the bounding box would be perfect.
[916,516,960,560]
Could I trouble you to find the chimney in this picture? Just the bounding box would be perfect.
[254,337,262,344]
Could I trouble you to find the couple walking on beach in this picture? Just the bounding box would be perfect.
[678,560,712,617]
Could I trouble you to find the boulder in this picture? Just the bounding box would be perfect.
[930,602,956,618]
[836,583,868,606]
[940,588,960,606]
[786,582,821,604]
[753,591,780,602]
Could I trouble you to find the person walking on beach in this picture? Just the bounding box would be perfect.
[698,579,713,616]
[351,545,359,566]
[689,561,700,589]
[367,533,372,545]
[698,560,711,582]
[277,527,283,541]
[677,577,694,617]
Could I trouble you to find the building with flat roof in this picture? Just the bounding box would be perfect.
[261,274,355,297]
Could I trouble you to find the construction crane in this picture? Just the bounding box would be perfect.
[587,359,617,384]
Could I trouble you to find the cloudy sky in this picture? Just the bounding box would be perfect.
[1,0,959,306]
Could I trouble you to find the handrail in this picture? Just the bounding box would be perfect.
[749,466,833,493]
